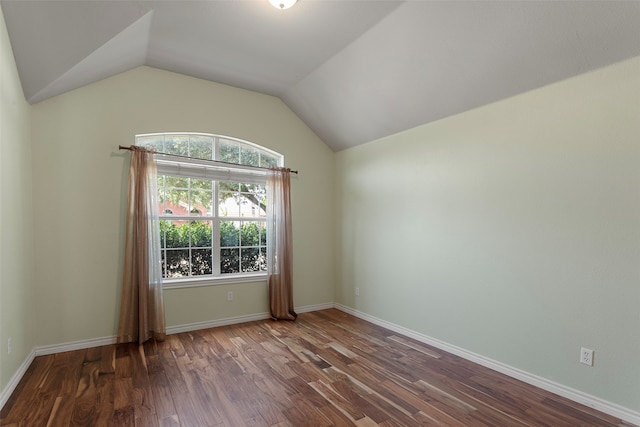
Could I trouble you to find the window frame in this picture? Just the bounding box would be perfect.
[136,132,283,288]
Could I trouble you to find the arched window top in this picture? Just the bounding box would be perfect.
[136,132,283,169]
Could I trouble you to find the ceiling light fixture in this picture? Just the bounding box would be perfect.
[269,0,297,10]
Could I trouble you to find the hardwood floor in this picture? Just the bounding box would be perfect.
[0,309,635,426]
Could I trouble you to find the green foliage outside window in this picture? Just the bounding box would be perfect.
[160,220,266,278]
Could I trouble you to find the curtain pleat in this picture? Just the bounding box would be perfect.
[266,168,297,321]
[117,146,166,343]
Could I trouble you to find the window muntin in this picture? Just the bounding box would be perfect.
[137,133,282,282]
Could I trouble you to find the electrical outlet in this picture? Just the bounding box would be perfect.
[355,287,360,296]
[580,347,594,366]
[7,338,12,355]
[227,291,233,302]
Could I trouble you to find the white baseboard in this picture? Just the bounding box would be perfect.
[0,348,35,411]
[166,312,272,335]
[35,335,118,356]
[334,303,640,426]
[296,302,335,314]
[165,302,334,335]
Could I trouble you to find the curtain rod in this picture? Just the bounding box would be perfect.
[118,145,298,174]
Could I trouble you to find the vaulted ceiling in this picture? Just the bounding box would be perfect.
[2,0,640,151]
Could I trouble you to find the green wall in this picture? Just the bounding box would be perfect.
[2,2,639,416]
[0,8,35,396]
[30,66,335,347]
[335,56,640,411]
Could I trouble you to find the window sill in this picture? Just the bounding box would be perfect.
[162,273,267,290]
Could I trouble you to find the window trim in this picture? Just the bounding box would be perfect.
[136,132,283,286]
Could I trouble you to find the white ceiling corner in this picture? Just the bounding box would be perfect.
[28,10,154,104]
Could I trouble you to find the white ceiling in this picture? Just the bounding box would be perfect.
[2,0,640,151]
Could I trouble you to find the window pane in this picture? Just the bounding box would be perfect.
[219,181,239,217]
[219,140,240,164]
[240,146,259,166]
[219,181,239,193]
[241,183,265,195]
[236,195,252,217]
[241,248,263,272]
[164,189,188,217]
[240,184,266,216]
[240,222,261,246]
[218,182,266,217]
[163,222,187,249]
[238,195,260,217]
[164,135,189,156]
[192,249,212,275]
[190,190,212,215]
[189,135,213,160]
[165,176,189,189]
[189,221,212,247]
[137,135,164,151]
[218,198,236,217]
[260,154,278,168]
[221,248,240,274]
[191,178,212,191]
[165,249,190,277]
[220,221,239,247]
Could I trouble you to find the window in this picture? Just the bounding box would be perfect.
[136,133,283,284]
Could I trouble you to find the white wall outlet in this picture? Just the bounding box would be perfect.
[7,337,12,355]
[580,347,594,366]
[355,287,360,296]
[227,291,234,302]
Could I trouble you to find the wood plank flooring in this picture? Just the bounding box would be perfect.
[1,309,636,426]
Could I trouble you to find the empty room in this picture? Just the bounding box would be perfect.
[1,1,639,426]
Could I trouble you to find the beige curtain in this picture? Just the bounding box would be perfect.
[266,168,297,320]
[117,146,166,343]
